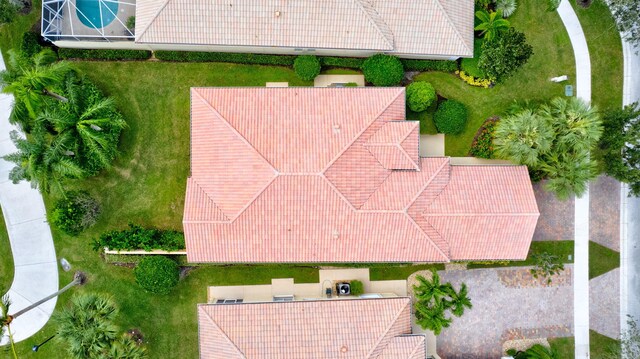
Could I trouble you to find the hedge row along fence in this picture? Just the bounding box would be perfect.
[56,48,459,73]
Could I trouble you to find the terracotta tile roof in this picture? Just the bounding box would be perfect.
[364,121,420,170]
[197,297,425,359]
[184,88,539,263]
[135,0,473,58]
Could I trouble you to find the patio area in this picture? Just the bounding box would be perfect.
[207,268,407,303]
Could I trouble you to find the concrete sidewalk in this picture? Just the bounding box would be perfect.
[557,1,591,357]
[0,50,59,345]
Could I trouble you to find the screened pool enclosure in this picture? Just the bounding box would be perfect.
[42,0,136,41]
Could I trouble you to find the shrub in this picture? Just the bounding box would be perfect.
[478,28,533,82]
[434,100,468,134]
[406,81,436,112]
[361,54,404,86]
[350,280,364,296]
[0,0,18,24]
[293,55,321,81]
[496,0,517,17]
[460,39,486,79]
[58,48,152,60]
[20,31,43,58]
[320,56,364,69]
[134,256,179,294]
[154,50,295,66]
[344,82,358,87]
[401,59,458,72]
[469,118,498,158]
[457,70,492,88]
[126,16,135,29]
[93,223,185,251]
[51,191,101,235]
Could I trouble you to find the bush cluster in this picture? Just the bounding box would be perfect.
[457,70,492,88]
[293,55,321,81]
[134,256,180,294]
[469,118,498,158]
[20,31,43,59]
[406,81,436,112]
[58,48,152,60]
[320,56,365,69]
[434,100,468,134]
[51,191,101,235]
[361,54,405,86]
[401,59,458,72]
[350,280,364,296]
[93,223,185,251]
[154,50,296,65]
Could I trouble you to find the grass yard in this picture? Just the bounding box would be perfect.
[549,330,621,358]
[589,241,620,279]
[572,0,624,111]
[467,241,575,269]
[0,207,13,292]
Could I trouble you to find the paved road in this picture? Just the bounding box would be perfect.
[0,50,59,345]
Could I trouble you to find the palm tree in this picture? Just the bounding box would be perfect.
[447,282,473,317]
[541,151,598,200]
[3,129,85,193]
[55,293,119,359]
[412,271,450,306]
[509,344,559,359]
[1,272,86,357]
[414,299,452,335]
[493,109,554,166]
[0,49,72,129]
[39,72,127,174]
[474,9,511,41]
[540,97,603,154]
[97,335,147,359]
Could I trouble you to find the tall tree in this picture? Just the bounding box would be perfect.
[447,283,473,317]
[494,109,554,166]
[608,0,640,51]
[474,9,511,42]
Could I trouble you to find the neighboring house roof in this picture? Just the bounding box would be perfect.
[197,297,425,359]
[184,87,539,263]
[134,0,474,57]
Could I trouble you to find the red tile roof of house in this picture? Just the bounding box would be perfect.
[197,297,425,359]
[184,88,539,263]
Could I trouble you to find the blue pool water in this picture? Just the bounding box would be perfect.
[76,0,118,29]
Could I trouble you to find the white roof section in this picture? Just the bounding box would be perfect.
[135,0,474,57]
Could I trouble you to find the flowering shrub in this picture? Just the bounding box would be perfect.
[456,70,493,88]
[469,117,498,158]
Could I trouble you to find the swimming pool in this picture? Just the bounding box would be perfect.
[76,0,118,29]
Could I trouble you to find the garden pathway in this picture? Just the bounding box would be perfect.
[557,1,591,357]
[428,267,574,358]
[0,50,59,345]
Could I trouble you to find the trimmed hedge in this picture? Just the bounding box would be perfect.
[434,100,468,134]
[294,55,321,81]
[93,223,185,251]
[406,81,437,112]
[320,56,365,69]
[362,54,404,86]
[58,48,152,60]
[134,256,179,294]
[401,59,459,72]
[154,50,296,65]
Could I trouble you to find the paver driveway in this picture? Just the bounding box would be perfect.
[433,267,574,358]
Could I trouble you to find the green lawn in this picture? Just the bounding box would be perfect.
[468,241,575,269]
[0,207,13,292]
[589,241,620,279]
[572,0,624,111]
[549,330,621,358]
[413,0,575,156]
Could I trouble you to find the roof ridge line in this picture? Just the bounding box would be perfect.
[352,0,395,50]
[319,174,357,212]
[397,120,420,144]
[404,158,450,212]
[407,335,426,358]
[135,0,172,42]
[365,298,412,359]
[404,213,450,261]
[229,175,279,222]
[321,88,405,174]
[189,178,231,222]
[394,143,421,171]
[432,0,474,55]
[200,307,247,359]
[422,212,541,217]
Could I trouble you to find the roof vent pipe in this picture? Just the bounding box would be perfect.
[275,11,281,17]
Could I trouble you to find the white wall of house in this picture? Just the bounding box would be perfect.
[52,40,467,60]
